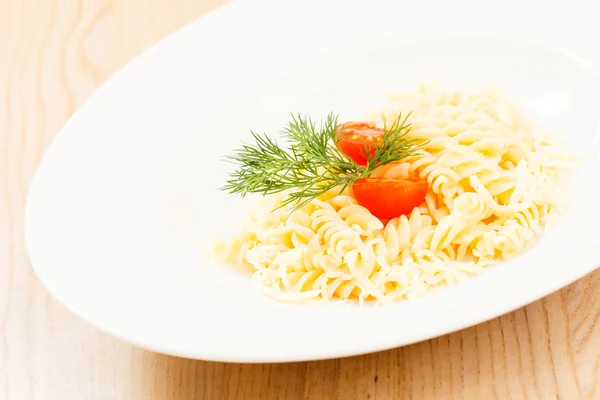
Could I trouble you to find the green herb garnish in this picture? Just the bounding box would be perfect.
[222,112,423,211]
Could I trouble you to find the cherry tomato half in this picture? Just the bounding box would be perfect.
[335,122,384,166]
[352,178,428,219]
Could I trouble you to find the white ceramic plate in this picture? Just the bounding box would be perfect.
[25,0,600,362]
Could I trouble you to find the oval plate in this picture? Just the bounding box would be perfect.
[25,0,600,362]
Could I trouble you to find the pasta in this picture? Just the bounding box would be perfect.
[209,84,573,303]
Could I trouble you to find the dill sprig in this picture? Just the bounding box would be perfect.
[222,112,424,211]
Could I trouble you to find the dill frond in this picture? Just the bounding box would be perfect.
[222,112,424,212]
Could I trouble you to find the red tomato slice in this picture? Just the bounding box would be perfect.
[335,122,384,165]
[352,178,428,219]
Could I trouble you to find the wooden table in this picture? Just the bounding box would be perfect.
[1,1,599,398]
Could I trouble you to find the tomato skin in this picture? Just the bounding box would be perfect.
[336,122,384,165]
[337,121,428,218]
[352,178,428,219]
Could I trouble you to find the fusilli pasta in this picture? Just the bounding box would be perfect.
[209,84,573,303]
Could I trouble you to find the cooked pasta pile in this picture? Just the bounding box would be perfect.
[210,84,573,303]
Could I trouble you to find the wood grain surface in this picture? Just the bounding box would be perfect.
[1,1,599,399]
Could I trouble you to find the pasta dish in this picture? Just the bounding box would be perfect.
[209,84,573,303]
